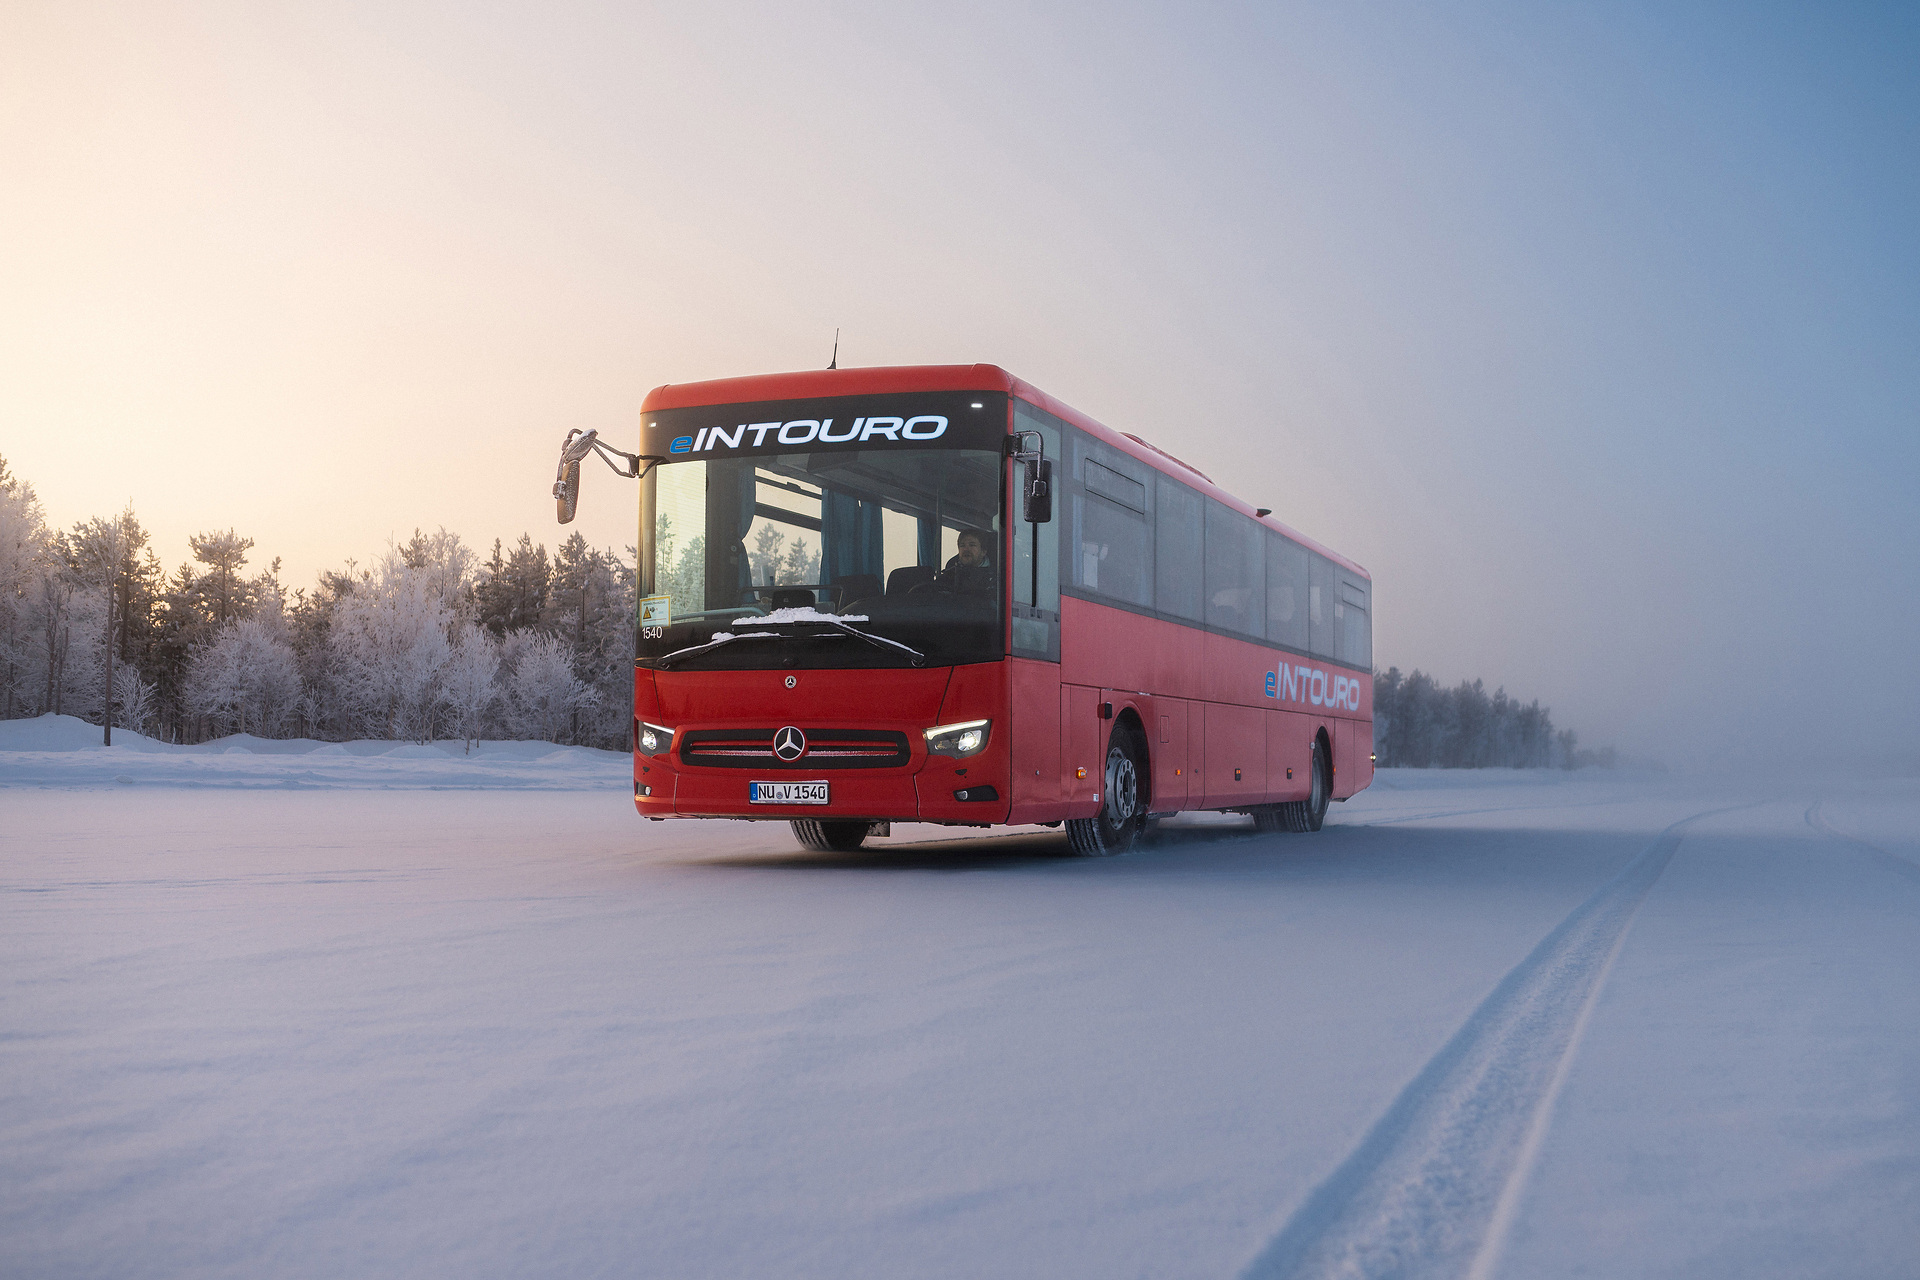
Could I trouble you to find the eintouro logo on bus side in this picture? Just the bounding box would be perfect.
[1265,663,1362,711]
[669,416,949,454]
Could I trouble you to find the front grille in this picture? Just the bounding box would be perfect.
[679,729,911,770]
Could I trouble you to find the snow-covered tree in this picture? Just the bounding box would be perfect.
[502,631,595,743]
[0,457,54,718]
[189,528,255,626]
[441,622,501,752]
[186,616,303,738]
[112,665,158,737]
[328,562,455,742]
[1372,666,1569,769]
[396,527,477,620]
[65,507,150,738]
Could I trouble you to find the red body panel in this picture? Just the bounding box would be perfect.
[1007,658,1062,823]
[632,365,1373,828]
[1054,595,1372,808]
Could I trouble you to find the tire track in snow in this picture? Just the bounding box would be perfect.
[1351,794,1634,828]
[1240,803,1751,1280]
[1806,799,1920,886]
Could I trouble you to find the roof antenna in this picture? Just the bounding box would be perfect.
[828,328,839,370]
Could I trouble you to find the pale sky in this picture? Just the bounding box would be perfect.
[3,1,1915,769]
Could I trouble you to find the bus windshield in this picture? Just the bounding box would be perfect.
[639,440,1006,669]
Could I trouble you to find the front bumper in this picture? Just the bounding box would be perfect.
[635,735,1007,824]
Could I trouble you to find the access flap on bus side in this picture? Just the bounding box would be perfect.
[1060,684,1102,819]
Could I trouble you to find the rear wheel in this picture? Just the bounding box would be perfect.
[1277,739,1331,833]
[1067,730,1146,856]
[791,819,870,852]
[1252,806,1287,835]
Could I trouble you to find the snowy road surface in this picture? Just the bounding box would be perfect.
[3,727,1917,1279]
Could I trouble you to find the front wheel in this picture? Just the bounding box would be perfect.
[1066,732,1146,856]
[791,819,870,852]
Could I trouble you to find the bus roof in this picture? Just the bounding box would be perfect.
[640,364,1370,581]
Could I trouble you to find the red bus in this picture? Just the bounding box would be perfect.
[556,364,1373,855]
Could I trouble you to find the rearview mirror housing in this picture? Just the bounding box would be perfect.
[1023,457,1053,524]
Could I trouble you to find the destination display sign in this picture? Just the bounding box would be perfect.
[642,392,1008,463]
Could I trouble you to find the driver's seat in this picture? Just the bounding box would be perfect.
[886,565,936,596]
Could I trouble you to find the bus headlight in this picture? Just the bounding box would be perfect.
[636,721,675,756]
[924,719,991,758]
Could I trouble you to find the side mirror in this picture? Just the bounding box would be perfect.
[554,458,582,524]
[1023,457,1053,524]
[551,428,664,524]
[553,429,602,525]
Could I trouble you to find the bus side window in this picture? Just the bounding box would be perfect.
[1069,436,1153,609]
[1339,578,1371,668]
[1309,555,1336,658]
[1012,402,1063,658]
[1155,475,1204,621]
[1205,504,1264,638]
[1266,533,1308,651]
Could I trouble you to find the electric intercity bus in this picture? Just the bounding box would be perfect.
[553,365,1373,854]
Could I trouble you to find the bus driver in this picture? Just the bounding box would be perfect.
[933,528,996,596]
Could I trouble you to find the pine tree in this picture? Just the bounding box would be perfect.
[475,534,549,635]
[0,456,54,719]
[188,529,255,626]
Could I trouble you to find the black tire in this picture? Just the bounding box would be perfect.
[1252,807,1287,835]
[791,819,870,852]
[1066,729,1146,856]
[1276,739,1331,833]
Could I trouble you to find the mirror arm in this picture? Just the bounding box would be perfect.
[591,441,666,480]
[577,433,663,480]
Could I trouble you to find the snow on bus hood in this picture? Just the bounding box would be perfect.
[760,608,870,625]
[710,608,870,641]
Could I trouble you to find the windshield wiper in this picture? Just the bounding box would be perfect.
[655,621,925,668]
[654,630,798,668]
[805,617,927,666]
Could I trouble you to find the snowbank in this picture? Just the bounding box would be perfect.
[0,714,628,791]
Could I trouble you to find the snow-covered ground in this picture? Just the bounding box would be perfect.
[0,714,630,791]
[3,716,1916,1279]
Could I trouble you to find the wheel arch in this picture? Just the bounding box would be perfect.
[1113,705,1152,810]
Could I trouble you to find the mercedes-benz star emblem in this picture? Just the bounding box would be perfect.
[772,726,807,762]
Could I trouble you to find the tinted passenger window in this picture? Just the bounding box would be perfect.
[1068,436,1154,608]
[1085,460,1146,511]
[1266,534,1309,651]
[1309,554,1336,658]
[1204,505,1263,637]
[1011,401,1063,659]
[1337,577,1371,668]
[1074,493,1151,607]
[1155,476,1204,620]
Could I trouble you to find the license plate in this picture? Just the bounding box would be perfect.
[750,780,829,805]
